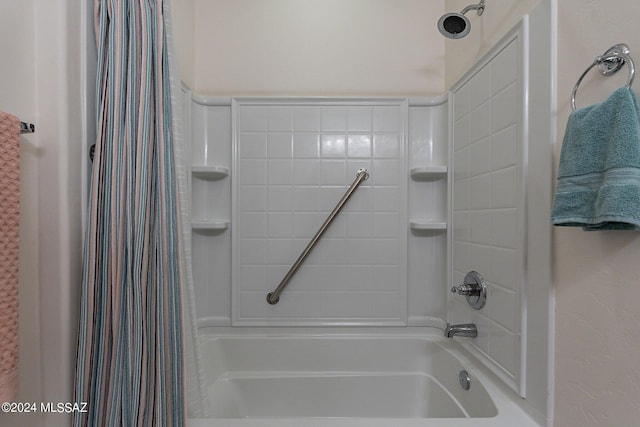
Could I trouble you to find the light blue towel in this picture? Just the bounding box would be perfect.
[551,87,640,230]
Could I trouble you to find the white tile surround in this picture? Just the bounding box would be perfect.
[185,16,551,419]
[233,100,408,325]
[182,5,554,423]
[450,37,525,393]
[189,96,448,327]
[191,101,233,324]
[187,41,526,383]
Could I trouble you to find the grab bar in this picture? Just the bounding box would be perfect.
[266,168,370,305]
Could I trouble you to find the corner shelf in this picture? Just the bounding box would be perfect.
[410,166,447,180]
[191,165,229,180]
[409,220,447,231]
[191,219,230,232]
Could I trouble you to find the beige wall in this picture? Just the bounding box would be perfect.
[171,0,196,88]
[192,0,444,96]
[443,0,540,88]
[554,1,640,426]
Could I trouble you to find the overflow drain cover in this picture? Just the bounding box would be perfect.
[459,370,471,390]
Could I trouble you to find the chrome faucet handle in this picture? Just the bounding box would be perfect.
[451,271,487,310]
[451,284,479,295]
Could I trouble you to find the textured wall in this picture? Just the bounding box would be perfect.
[554,1,640,426]
[192,0,444,96]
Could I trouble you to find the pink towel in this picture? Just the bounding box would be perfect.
[0,111,20,402]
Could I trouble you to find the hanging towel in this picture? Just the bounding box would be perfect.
[0,111,20,402]
[551,87,640,230]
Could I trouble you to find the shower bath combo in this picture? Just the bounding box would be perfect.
[183,1,555,425]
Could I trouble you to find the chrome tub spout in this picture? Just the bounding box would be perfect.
[444,323,478,338]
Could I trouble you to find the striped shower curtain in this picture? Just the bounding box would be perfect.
[74,1,184,425]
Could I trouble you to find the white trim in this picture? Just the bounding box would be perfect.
[191,94,232,106]
[547,2,558,424]
[407,316,447,328]
[408,94,449,106]
[197,316,232,329]
[520,14,531,400]
[191,94,448,107]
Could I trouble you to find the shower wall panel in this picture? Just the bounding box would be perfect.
[407,104,449,326]
[190,101,233,326]
[450,34,525,393]
[232,100,408,325]
[189,96,449,328]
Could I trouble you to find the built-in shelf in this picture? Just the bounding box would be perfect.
[409,220,447,231]
[191,165,229,180]
[191,219,230,231]
[410,166,447,180]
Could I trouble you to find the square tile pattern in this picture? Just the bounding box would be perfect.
[451,40,522,379]
[234,101,407,324]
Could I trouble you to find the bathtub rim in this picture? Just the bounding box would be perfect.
[193,326,543,426]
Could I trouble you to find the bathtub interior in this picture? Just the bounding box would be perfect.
[199,328,498,419]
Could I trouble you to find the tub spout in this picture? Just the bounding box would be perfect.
[444,323,477,338]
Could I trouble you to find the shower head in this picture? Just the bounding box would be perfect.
[437,0,485,39]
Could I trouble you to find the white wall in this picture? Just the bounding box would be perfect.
[0,2,85,427]
[42,2,85,426]
[35,2,85,426]
[193,0,444,96]
[0,1,43,425]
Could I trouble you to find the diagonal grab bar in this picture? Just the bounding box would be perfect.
[266,168,370,305]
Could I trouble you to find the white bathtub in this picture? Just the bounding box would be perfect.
[188,327,542,427]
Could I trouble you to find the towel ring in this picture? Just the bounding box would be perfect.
[571,44,635,111]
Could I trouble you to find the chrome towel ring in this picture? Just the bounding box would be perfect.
[571,44,635,111]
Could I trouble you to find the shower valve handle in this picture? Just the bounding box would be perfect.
[450,271,487,310]
[451,284,480,296]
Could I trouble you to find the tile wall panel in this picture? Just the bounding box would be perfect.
[233,100,407,325]
[190,102,232,325]
[450,39,523,384]
[407,104,448,325]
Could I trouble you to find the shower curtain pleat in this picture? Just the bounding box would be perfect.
[74,0,184,425]
[162,0,210,417]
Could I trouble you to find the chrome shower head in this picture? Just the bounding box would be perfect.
[438,0,486,39]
